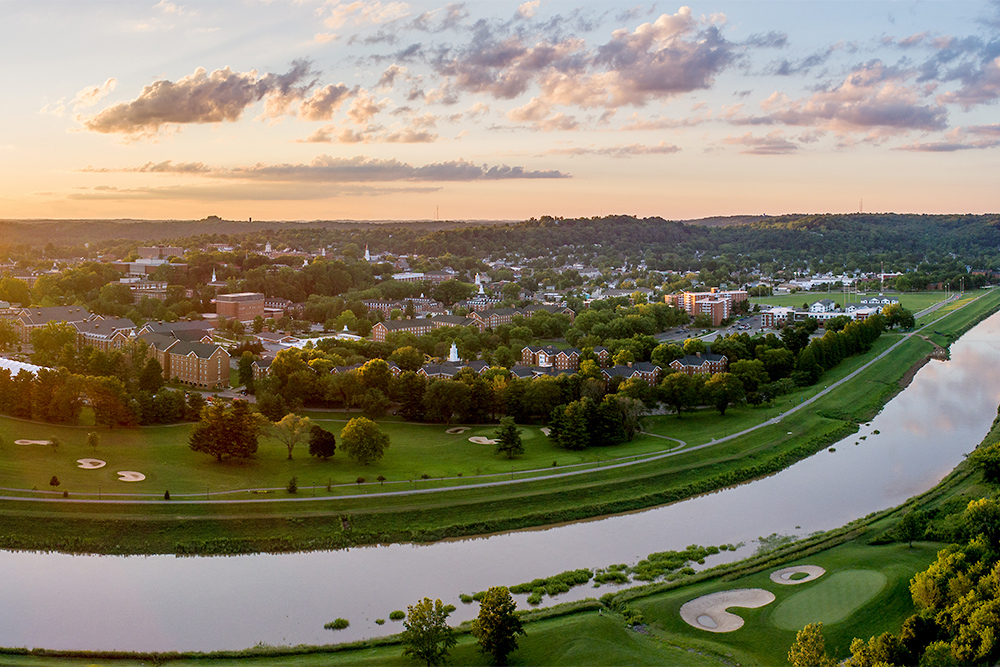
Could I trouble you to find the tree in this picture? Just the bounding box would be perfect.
[493,417,524,459]
[340,416,390,465]
[308,424,337,459]
[659,372,697,417]
[138,357,165,393]
[683,337,707,356]
[86,431,99,452]
[270,413,313,460]
[401,597,457,667]
[189,399,264,461]
[389,346,424,372]
[237,351,255,393]
[788,622,835,667]
[471,586,525,665]
[897,510,926,547]
[704,373,745,416]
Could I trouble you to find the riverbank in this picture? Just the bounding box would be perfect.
[0,290,996,558]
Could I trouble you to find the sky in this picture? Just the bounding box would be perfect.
[1,0,999,222]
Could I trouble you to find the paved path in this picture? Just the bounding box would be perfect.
[0,293,987,506]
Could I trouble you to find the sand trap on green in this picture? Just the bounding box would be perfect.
[771,565,825,585]
[469,436,498,445]
[116,471,146,482]
[680,589,776,633]
[771,570,887,630]
[77,459,107,469]
[445,427,470,434]
[15,439,51,446]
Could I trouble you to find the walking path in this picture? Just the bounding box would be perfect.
[0,292,987,506]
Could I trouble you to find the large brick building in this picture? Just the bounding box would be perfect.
[665,289,748,326]
[216,292,265,323]
[139,332,230,388]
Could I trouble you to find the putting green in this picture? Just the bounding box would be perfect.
[771,570,887,630]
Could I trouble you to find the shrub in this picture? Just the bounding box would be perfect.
[286,477,298,494]
[164,490,171,500]
[460,594,474,604]
[324,618,349,630]
[527,590,543,605]
[49,476,60,488]
[389,610,405,621]
[375,618,385,625]
[356,477,365,485]
[421,473,430,479]
[376,475,386,485]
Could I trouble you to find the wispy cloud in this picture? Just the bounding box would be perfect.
[81,154,569,182]
[545,141,681,157]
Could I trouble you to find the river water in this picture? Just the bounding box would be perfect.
[3,313,1000,652]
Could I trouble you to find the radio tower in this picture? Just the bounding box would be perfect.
[860,198,863,213]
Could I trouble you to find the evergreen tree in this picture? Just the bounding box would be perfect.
[493,417,524,459]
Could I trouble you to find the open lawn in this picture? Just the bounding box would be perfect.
[750,290,956,313]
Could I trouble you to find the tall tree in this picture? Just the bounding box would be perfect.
[788,622,835,667]
[308,424,337,460]
[493,417,524,459]
[340,416,390,465]
[471,586,525,665]
[270,413,313,460]
[189,399,264,461]
[401,597,457,667]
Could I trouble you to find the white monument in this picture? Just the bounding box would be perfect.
[448,342,460,363]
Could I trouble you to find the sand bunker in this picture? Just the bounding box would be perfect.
[770,565,826,585]
[446,427,470,434]
[540,427,551,436]
[15,439,51,446]
[680,589,776,633]
[469,436,498,445]
[116,471,146,482]
[77,458,107,469]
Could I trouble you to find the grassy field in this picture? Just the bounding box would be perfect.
[751,290,961,313]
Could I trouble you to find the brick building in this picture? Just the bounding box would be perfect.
[216,292,265,322]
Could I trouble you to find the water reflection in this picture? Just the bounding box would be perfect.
[4,314,1000,652]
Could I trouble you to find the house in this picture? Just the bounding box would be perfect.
[601,362,663,386]
[371,318,435,342]
[252,357,272,382]
[73,317,136,352]
[163,341,230,389]
[668,352,728,376]
[809,299,838,313]
[521,345,581,370]
[254,331,301,346]
[760,307,796,328]
[592,346,611,366]
[15,306,95,342]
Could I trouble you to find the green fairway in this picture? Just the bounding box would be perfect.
[770,570,887,630]
[751,290,958,313]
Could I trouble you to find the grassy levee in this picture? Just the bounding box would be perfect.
[0,288,997,557]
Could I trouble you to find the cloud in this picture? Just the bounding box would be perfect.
[301,112,439,143]
[81,154,569,182]
[66,182,439,202]
[346,89,388,124]
[517,1,540,20]
[299,83,357,120]
[81,61,316,135]
[545,141,681,157]
[72,79,118,110]
[738,62,948,137]
[321,1,411,30]
[895,124,1000,151]
[722,131,800,154]
[81,160,211,173]
[936,55,1000,110]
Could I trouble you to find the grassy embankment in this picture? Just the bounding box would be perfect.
[0,289,996,557]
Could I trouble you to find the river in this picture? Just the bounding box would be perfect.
[3,313,1000,652]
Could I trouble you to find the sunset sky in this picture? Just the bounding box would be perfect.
[2,0,999,222]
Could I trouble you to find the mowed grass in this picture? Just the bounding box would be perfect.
[630,540,938,666]
[771,570,888,629]
[751,291,952,312]
[0,612,726,667]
